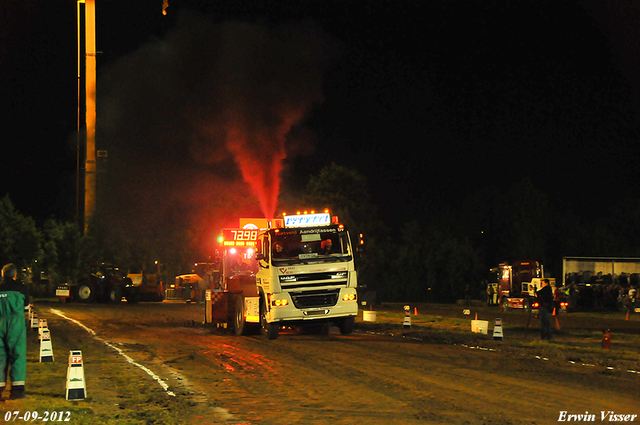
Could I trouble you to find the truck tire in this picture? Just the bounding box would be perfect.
[233,296,247,336]
[260,299,279,340]
[108,286,123,303]
[77,281,96,303]
[338,316,355,335]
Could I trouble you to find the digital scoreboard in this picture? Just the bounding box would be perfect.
[220,229,258,247]
[283,213,331,228]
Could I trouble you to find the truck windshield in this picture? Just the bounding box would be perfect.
[271,226,352,264]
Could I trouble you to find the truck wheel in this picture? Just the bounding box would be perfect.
[77,281,96,303]
[234,296,246,336]
[108,286,123,303]
[260,300,279,340]
[338,316,355,335]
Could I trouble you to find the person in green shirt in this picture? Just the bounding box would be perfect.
[0,263,29,400]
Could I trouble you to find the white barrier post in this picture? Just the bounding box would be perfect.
[31,311,39,331]
[39,328,54,362]
[66,350,86,400]
[38,319,48,339]
[493,318,504,340]
[403,305,411,329]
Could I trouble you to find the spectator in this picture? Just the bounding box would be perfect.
[553,284,563,314]
[536,279,554,340]
[0,263,29,399]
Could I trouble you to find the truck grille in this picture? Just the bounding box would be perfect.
[279,271,348,290]
[290,289,340,308]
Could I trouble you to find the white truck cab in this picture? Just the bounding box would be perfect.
[255,212,358,339]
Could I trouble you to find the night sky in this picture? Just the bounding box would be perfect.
[2,0,640,234]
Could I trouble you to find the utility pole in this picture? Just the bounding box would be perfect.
[78,0,97,233]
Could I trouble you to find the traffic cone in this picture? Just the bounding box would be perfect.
[39,328,54,362]
[414,307,418,316]
[552,307,556,316]
[475,312,478,320]
[66,350,86,400]
[626,310,630,321]
[602,329,611,349]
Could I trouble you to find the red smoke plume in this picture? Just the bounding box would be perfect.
[225,110,303,220]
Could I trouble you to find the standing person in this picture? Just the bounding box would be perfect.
[0,263,30,399]
[488,284,495,306]
[536,278,554,341]
[553,284,563,315]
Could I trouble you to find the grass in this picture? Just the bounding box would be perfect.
[354,302,640,372]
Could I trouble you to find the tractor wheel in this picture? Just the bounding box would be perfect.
[77,281,96,303]
[108,286,123,303]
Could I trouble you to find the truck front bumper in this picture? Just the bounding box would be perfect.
[268,287,358,323]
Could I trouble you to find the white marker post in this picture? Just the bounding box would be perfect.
[38,319,48,340]
[403,305,411,329]
[66,350,86,400]
[493,318,504,340]
[31,311,39,331]
[39,328,54,362]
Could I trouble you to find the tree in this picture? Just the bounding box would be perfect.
[459,178,551,267]
[393,221,482,303]
[304,163,391,295]
[41,219,83,285]
[0,195,43,281]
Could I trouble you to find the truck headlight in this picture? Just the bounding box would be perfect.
[272,299,289,307]
[342,293,357,302]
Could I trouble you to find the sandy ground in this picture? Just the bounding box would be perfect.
[6,301,640,424]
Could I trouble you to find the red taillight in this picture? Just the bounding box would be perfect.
[560,302,568,307]
[532,301,539,309]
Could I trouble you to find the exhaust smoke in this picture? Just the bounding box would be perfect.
[97,11,334,254]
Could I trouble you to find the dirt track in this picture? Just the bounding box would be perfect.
[19,302,640,424]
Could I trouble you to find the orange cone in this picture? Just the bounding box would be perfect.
[552,307,556,316]
[602,330,611,349]
[626,310,630,321]
[475,312,478,320]
[414,307,418,315]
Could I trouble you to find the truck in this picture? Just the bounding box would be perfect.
[206,212,359,340]
[490,260,547,310]
[563,257,640,287]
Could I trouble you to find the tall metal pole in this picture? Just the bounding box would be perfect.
[84,0,97,233]
[76,0,82,227]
